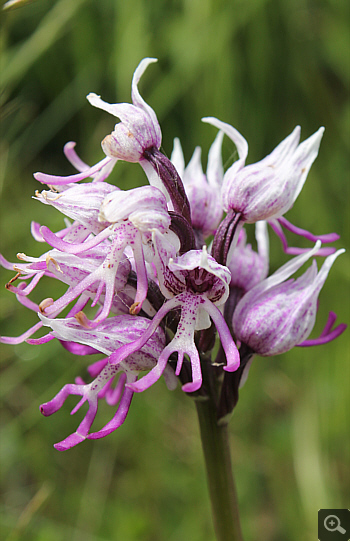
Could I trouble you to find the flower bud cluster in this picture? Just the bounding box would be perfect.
[1,58,346,449]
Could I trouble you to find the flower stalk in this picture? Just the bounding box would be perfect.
[196,397,243,541]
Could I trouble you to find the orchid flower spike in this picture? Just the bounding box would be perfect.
[1,57,345,453]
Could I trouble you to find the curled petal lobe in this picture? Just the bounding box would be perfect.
[131,57,161,145]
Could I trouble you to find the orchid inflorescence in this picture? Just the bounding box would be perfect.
[1,58,346,451]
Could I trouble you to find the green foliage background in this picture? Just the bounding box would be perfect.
[0,1,349,540]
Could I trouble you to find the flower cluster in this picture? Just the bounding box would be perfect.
[1,58,346,450]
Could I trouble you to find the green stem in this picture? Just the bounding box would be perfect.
[195,398,243,541]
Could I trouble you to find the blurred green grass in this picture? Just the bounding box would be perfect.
[0,0,349,540]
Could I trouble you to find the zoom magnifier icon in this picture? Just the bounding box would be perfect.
[324,515,347,535]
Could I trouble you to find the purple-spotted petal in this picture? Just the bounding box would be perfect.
[168,246,231,305]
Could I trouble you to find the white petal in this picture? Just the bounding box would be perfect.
[170,138,185,178]
[207,130,224,187]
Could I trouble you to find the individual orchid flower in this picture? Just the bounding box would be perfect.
[39,314,177,450]
[203,117,339,264]
[39,185,172,322]
[214,241,346,422]
[232,242,346,356]
[204,118,324,222]
[32,58,161,189]
[170,131,224,239]
[108,244,240,394]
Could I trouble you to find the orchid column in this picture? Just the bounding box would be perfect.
[0,58,345,541]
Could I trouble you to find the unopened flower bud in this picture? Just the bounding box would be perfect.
[232,243,344,356]
[87,58,161,163]
[203,117,324,223]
